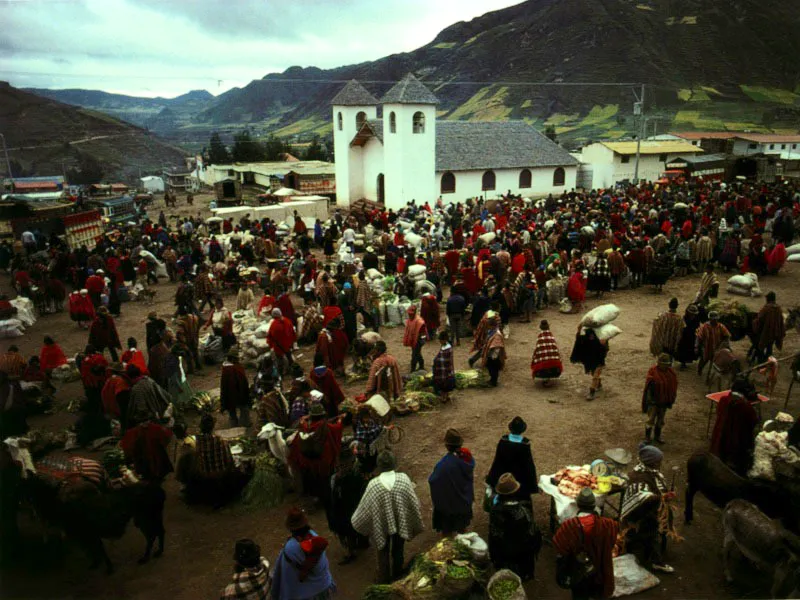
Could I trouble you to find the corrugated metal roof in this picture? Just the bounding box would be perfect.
[380,73,438,105]
[668,153,727,165]
[436,121,578,171]
[352,119,576,170]
[671,131,738,140]
[600,141,703,155]
[738,133,800,143]
[330,80,379,106]
[672,131,800,143]
[13,181,58,190]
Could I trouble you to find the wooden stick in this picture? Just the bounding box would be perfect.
[740,352,800,377]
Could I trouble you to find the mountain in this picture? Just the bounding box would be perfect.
[24,0,800,147]
[0,82,188,182]
[196,0,800,143]
[24,87,215,133]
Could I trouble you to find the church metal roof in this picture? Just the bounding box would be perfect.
[353,119,576,170]
[330,80,378,106]
[435,121,578,171]
[380,73,439,105]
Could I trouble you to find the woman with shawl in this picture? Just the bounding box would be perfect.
[432,331,455,402]
[481,314,506,387]
[675,304,701,369]
[530,320,562,387]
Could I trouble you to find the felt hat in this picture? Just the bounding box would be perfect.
[657,353,672,367]
[509,416,527,435]
[285,507,309,532]
[444,428,463,447]
[639,443,664,467]
[686,304,699,315]
[308,402,326,418]
[605,447,632,465]
[377,450,396,472]
[147,311,158,319]
[496,473,521,495]
[576,487,597,511]
[234,539,261,569]
[97,305,109,315]
[708,311,720,320]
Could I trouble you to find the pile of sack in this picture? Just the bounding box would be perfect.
[787,243,800,263]
[233,309,272,366]
[580,303,622,340]
[727,273,762,297]
[10,297,36,327]
[379,294,412,327]
[408,264,427,286]
[546,276,567,305]
[366,268,386,296]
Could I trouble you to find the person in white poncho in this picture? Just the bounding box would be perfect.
[351,450,424,583]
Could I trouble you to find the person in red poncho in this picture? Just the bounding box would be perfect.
[309,352,345,418]
[710,377,759,474]
[289,402,344,508]
[403,305,427,372]
[444,246,460,282]
[267,308,297,374]
[419,294,440,339]
[121,337,149,376]
[84,270,105,307]
[275,291,297,324]
[641,353,678,444]
[39,336,67,374]
[69,289,96,328]
[566,268,587,313]
[256,292,276,317]
[101,362,131,425]
[220,351,251,428]
[316,307,349,375]
[120,414,173,482]
[88,306,122,362]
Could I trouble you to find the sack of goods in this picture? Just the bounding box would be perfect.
[408,264,427,278]
[478,232,496,245]
[787,243,800,256]
[592,323,622,341]
[0,318,25,338]
[364,224,375,241]
[10,297,36,326]
[404,231,424,249]
[547,277,567,304]
[367,268,383,281]
[580,304,620,328]
[727,273,761,297]
[414,279,436,299]
[369,278,385,296]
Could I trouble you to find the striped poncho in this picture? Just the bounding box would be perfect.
[531,330,563,378]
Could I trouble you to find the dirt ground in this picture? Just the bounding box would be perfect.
[2,194,799,599]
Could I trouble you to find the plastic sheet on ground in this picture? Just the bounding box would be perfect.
[539,472,612,524]
[612,554,660,597]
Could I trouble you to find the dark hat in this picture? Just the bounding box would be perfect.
[496,473,521,495]
[234,539,261,569]
[308,402,326,418]
[508,416,527,435]
[708,311,720,320]
[686,304,699,315]
[657,353,673,367]
[576,487,597,511]
[444,428,463,447]
[376,450,396,472]
[285,507,309,532]
[638,443,664,467]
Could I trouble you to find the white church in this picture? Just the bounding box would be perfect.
[332,73,579,209]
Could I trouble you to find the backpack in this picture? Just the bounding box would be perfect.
[300,423,327,459]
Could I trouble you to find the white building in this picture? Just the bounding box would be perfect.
[332,75,578,209]
[139,175,165,193]
[579,140,703,189]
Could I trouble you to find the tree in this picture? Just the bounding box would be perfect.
[302,135,328,161]
[263,134,288,161]
[231,130,266,162]
[66,153,104,185]
[208,132,230,164]
[544,125,557,142]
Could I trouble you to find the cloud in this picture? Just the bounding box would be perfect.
[0,0,523,97]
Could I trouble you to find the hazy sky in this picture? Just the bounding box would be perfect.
[1,0,522,98]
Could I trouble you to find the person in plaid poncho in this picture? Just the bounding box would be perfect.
[530,320,562,388]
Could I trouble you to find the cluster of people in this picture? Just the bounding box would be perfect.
[1,175,798,599]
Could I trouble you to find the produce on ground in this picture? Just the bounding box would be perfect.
[241,453,285,509]
[488,578,520,600]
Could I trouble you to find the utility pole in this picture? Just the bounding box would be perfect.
[633,84,645,184]
[0,133,13,186]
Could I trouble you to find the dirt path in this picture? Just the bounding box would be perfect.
[2,211,798,598]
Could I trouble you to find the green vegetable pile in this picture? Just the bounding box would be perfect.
[489,579,520,600]
[382,276,396,292]
[707,300,752,340]
[446,564,471,579]
[454,369,491,390]
[241,453,285,509]
[189,391,219,414]
[361,584,398,600]
[345,371,369,385]
[405,373,433,391]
